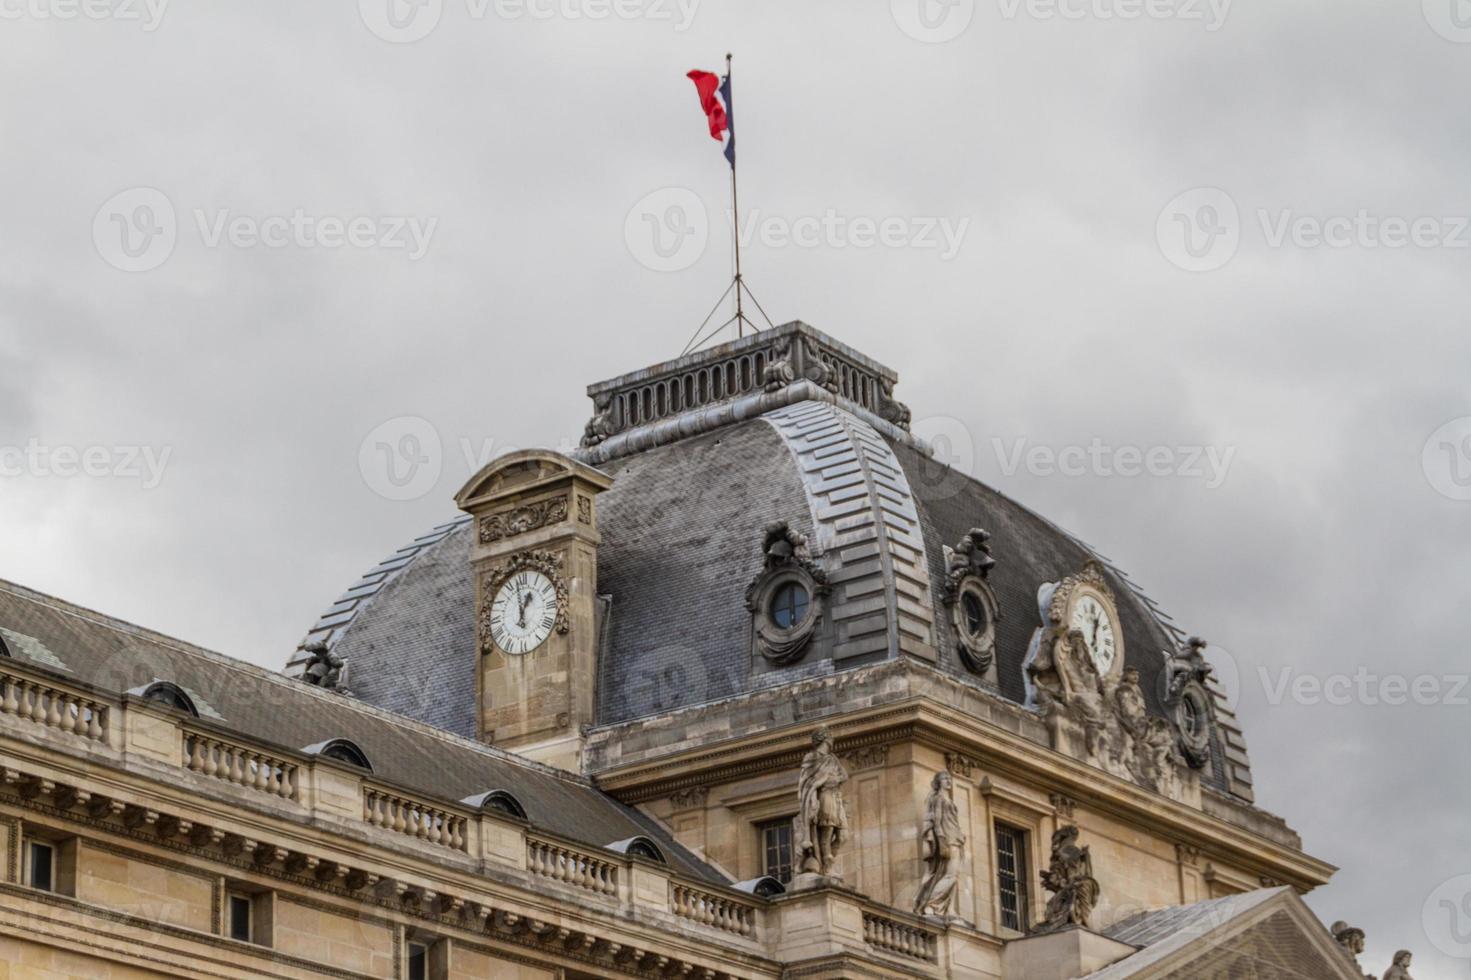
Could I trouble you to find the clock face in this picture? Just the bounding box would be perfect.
[488,570,559,655]
[1069,593,1117,675]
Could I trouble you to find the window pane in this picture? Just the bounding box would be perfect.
[228,894,252,941]
[995,824,1029,931]
[407,942,428,980]
[771,584,810,630]
[27,842,53,892]
[759,818,794,884]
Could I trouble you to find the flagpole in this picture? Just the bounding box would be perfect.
[727,51,744,339]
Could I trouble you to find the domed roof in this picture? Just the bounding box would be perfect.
[292,322,1254,800]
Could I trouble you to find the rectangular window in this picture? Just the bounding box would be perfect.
[407,941,428,980]
[227,893,253,942]
[995,823,1029,931]
[26,840,54,892]
[759,817,794,884]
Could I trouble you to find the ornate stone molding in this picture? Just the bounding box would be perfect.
[1160,636,1217,769]
[1049,793,1076,821]
[478,495,570,543]
[668,786,710,812]
[840,745,890,772]
[944,753,977,780]
[941,529,1000,676]
[745,521,830,666]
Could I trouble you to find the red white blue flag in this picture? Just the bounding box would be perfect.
[687,69,735,168]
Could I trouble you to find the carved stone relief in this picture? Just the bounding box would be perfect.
[478,496,569,543]
[1160,636,1217,769]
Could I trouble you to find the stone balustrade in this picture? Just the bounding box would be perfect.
[184,729,298,800]
[526,836,619,896]
[862,909,939,963]
[670,882,758,938]
[363,785,468,851]
[0,667,109,744]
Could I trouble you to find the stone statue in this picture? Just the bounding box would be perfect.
[1382,950,1413,980]
[1330,921,1373,978]
[1140,717,1182,800]
[796,728,849,878]
[1113,667,1148,738]
[876,377,912,429]
[298,641,346,692]
[580,392,616,448]
[914,771,966,918]
[1033,825,1100,934]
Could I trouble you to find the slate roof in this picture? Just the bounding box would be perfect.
[0,579,721,882]
[296,324,1253,800]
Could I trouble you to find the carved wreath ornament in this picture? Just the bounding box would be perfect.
[477,495,569,543]
[476,550,571,655]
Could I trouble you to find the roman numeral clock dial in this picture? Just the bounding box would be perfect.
[488,570,560,655]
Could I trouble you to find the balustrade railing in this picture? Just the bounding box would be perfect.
[0,669,108,743]
[363,786,468,851]
[184,729,298,800]
[670,883,757,938]
[862,910,938,962]
[526,837,619,896]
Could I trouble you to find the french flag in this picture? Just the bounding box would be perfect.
[687,69,735,167]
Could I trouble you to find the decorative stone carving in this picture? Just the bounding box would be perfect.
[1330,921,1373,977]
[297,640,348,692]
[795,728,848,878]
[764,334,837,394]
[840,744,890,771]
[1027,568,1188,800]
[745,521,830,665]
[1382,950,1413,980]
[876,377,911,430]
[478,496,569,543]
[914,772,966,919]
[580,392,616,448]
[1160,636,1216,769]
[942,529,1001,676]
[576,494,592,525]
[1049,793,1076,821]
[1032,825,1101,934]
[945,753,977,780]
[668,786,709,811]
[477,551,570,655]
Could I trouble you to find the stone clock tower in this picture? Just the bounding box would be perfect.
[454,449,612,771]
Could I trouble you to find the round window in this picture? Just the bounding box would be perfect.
[960,590,988,637]
[1180,694,1202,738]
[770,582,811,630]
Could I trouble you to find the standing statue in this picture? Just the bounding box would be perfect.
[1382,950,1413,980]
[298,641,347,692]
[914,771,966,918]
[1033,825,1101,934]
[796,728,849,878]
[1140,718,1183,800]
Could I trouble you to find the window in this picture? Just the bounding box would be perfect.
[26,840,54,892]
[995,823,1030,931]
[960,590,988,636]
[770,582,810,630]
[759,817,795,884]
[407,942,428,980]
[227,893,253,942]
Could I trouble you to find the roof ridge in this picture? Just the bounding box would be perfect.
[0,577,600,792]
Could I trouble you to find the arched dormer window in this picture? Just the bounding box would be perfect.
[606,836,666,864]
[302,738,372,772]
[733,876,786,899]
[130,681,199,717]
[461,789,528,821]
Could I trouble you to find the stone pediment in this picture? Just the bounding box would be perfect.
[455,449,612,512]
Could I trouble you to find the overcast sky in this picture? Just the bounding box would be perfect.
[3,0,1469,975]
